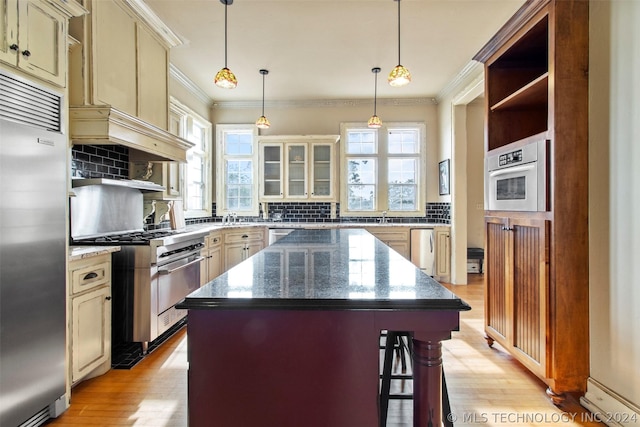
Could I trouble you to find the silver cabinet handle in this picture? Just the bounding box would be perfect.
[158,257,204,274]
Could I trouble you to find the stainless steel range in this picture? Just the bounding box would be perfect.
[70,178,208,353]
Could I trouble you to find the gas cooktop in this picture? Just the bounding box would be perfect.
[72,230,179,245]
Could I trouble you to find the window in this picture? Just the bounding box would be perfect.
[216,124,259,216]
[169,98,212,219]
[340,122,426,217]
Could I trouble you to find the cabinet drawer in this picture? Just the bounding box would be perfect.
[70,260,111,294]
[366,229,409,242]
[207,232,222,248]
[224,228,265,244]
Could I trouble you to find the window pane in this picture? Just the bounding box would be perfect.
[388,158,416,184]
[348,184,375,210]
[347,130,376,154]
[225,132,254,155]
[388,185,416,210]
[388,129,418,154]
[347,159,376,184]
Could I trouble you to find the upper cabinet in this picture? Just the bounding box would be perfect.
[68,0,193,162]
[258,135,339,202]
[0,0,86,87]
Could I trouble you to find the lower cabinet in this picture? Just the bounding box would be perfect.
[365,227,410,259]
[68,253,113,385]
[485,216,549,378]
[224,227,266,271]
[434,227,451,281]
[201,231,222,286]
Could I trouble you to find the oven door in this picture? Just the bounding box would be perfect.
[157,253,203,315]
[487,162,539,211]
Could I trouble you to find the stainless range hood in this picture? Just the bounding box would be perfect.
[69,105,193,162]
[71,177,166,192]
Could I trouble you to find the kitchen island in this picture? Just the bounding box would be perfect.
[177,228,470,427]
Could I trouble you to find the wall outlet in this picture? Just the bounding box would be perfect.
[476,203,484,210]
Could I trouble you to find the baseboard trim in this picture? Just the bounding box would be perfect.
[580,378,640,427]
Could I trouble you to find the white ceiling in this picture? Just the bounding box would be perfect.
[143,0,525,104]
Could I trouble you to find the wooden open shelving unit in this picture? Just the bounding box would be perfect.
[474,0,589,403]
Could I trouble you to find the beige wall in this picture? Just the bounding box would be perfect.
[466,100,485,250]
[583,0,640,417]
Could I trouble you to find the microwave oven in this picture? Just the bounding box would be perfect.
[485,139,549,212]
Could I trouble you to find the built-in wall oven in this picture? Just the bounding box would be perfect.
[485,139,549,212]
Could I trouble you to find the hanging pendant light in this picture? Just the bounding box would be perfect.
[214,0,238,89]
[388,0,411,87]
[255,69,271,129]
[368,67,382,129]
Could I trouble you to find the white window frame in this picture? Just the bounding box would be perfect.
[339,122,426,217]
[215,124,259,217]
[169,98,212,219]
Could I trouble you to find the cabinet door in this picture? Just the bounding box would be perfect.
[93,0,137,114]
[485,217,510,341]
[207,245,222,282]
[137,23,168,129]
[261,143,283,198]
[434,229,450,277]
[310,143,333,199]
[17,0,67,87]
[0,0,18,66]
[285,144,307,198]
[511,218,548,375]
[71,286,111,383]
[246,240,264,259]
[225,243,245,271]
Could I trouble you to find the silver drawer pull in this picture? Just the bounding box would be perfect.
[158,257,204,274]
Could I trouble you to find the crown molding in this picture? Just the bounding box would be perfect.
[435,60,484,103]
[170,64,215,107]
[212,97,437,110]
[123,0,184,48]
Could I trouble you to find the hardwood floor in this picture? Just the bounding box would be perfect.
[47,274,602,427]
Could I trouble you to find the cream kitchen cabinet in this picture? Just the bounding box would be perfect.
[201,230,222,286]
[434,227,451,281]
[365,227,410,259]
[68,252,113,385]
[224,227,266,271]
[69,0,169,129]
[258,135,339,201]
[0,0,85,87]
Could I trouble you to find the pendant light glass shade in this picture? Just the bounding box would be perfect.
[388,64,411,87]
[214,0,237,89]
[388,0,411,87]
[368,67,382,129]
[215,67,238,89]
[256,69,270,129]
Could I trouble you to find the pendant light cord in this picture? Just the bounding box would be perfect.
[374,71,378,115]
[224,2,228,67]
[262,73,266,115]
[397,0,401,64]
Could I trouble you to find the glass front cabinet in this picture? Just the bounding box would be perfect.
[258,135,339,201]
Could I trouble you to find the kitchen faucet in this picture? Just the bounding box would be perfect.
[379,211,388,224]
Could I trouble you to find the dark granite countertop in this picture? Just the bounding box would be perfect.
[178,228,470,312]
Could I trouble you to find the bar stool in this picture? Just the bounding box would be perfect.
[378,331,453,427]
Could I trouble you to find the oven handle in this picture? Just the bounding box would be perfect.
[158,256,204,274]
[489,163,535,177]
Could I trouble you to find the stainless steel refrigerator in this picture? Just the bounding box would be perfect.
[0,71,68,426]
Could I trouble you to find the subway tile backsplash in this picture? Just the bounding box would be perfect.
[72,145,451,228]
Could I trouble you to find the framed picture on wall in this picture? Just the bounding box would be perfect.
[439,159,450,195]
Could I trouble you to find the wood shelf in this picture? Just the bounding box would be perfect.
[490,73,548,111]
